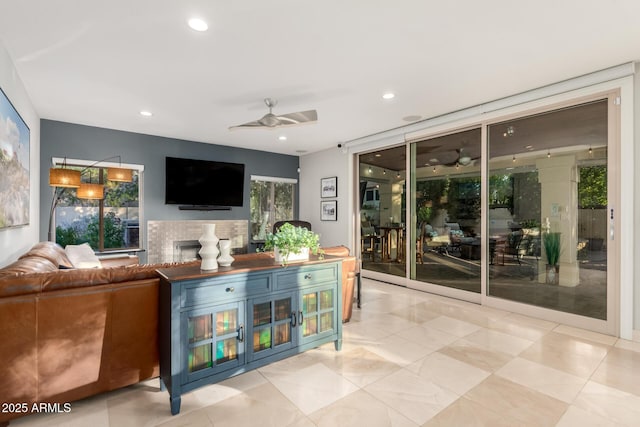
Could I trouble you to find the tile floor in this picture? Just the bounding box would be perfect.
[12,279,640,427]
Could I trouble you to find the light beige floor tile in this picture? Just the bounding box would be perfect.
[156,409,214,427]
[406,352,490,395]
[422,315,482,337]
[486,315,551,342]
[554,324,618,346]
[422,396,524,427]
[556,405,619,427]
[358,312,421,335]
[203,382,312,427]
[464,375,568,427]
[259,362,359,415]
[615,338,640,353]
[462,328,534,356]
[498,312,558,331]
[519,331,610,378]
[319,346,402,387]
[495,357,587,403]
[310,389,418,427]
[438,340,513,372]
[189,370,267,407]
[364,333,434,366]
[591,347,640,396]
[106,385,201,427]
[342,318,395,342]
[389,302,441,324]
[364,368,458,425]
[573,381,640,426]
[395,324,459,352]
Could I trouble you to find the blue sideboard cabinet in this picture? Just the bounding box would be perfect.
[157,255,343,415]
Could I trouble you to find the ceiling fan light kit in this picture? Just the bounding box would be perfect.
[229,98,318,129]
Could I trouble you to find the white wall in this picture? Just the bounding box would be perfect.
[0,42,40,267]
[299,147,352,252]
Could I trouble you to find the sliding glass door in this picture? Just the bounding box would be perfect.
[487,99,611,321]
[356,94,618,333]
[408,128,482,293]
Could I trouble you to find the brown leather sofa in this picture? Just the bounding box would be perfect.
[0,242,356,425]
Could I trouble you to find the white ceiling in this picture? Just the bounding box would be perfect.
[1,1,640,156]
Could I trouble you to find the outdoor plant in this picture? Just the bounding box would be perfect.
[262,222,322,265]
[543,231,561,266]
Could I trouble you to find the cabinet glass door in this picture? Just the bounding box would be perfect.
[300,286,336,343]
[248,292,296,361]
[184,302,244,382]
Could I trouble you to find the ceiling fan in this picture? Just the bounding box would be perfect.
[444,147,479,166]
[229,98,318,129]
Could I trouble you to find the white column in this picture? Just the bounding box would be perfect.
[536,155,579,286]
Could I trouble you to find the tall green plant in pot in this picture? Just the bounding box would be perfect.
[543,232,561,285]
[263,222,322,266]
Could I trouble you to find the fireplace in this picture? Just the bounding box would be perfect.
[147,220,248,264]
[173,240,201,262]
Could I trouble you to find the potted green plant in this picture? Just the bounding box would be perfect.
[543,231,561,284]
[263,222,322,265]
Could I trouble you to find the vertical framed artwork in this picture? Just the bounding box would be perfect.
[0,87,30,229]
[321,176,337,198]
[321,200,337,221]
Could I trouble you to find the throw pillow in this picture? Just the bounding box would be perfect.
[65,243,102,269]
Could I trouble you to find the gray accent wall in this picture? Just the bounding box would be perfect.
[39,120,300,257]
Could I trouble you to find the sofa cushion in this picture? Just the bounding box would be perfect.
[65,243,102,269]
[20,242,74,269]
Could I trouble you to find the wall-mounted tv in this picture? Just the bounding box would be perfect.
[165,156,245,208]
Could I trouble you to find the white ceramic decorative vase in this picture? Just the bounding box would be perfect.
[218,239,235,267]
[199,224,219,270]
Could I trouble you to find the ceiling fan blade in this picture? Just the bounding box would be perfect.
[275,110,318,125]
[228,120,265,130]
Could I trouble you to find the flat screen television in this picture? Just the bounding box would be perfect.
[165,156,245,208]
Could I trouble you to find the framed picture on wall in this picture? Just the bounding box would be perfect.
[321,176,337,198]
[321,200,337,221]
[0,86,30,230]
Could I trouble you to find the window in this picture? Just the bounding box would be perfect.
[250,175,297,240]
[52,158,142,252]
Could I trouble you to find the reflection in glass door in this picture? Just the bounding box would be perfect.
[409,129,482,293]
[359,146,407,278]
[487,99,609,320]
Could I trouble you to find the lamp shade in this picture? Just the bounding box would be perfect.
[107,167,133,182]
[49,168,81,188]
[77,183,104,200]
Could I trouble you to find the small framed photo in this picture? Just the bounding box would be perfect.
[321,200,337,221]
[321,176,337,198]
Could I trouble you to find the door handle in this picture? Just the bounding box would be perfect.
[298,310,304,325]
[291,311,297,327]
[237,324,244,342]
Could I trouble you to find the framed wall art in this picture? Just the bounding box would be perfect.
[321,176,337,198]
[0,87,30,230]
[321,200,337,221]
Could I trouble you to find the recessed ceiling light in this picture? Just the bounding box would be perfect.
[382,92,395,100]
[374,153,381,157]
[140,110,152,117]
[188,18,208,32]
[278,135,287,141]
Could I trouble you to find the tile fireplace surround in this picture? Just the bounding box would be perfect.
[147,220,248,264]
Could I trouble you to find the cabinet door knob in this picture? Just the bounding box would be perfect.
[304,274,312,280]
[226,287,235,292]
[238,325,244,342]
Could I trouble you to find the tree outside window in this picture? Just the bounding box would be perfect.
[250,177,296,241]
